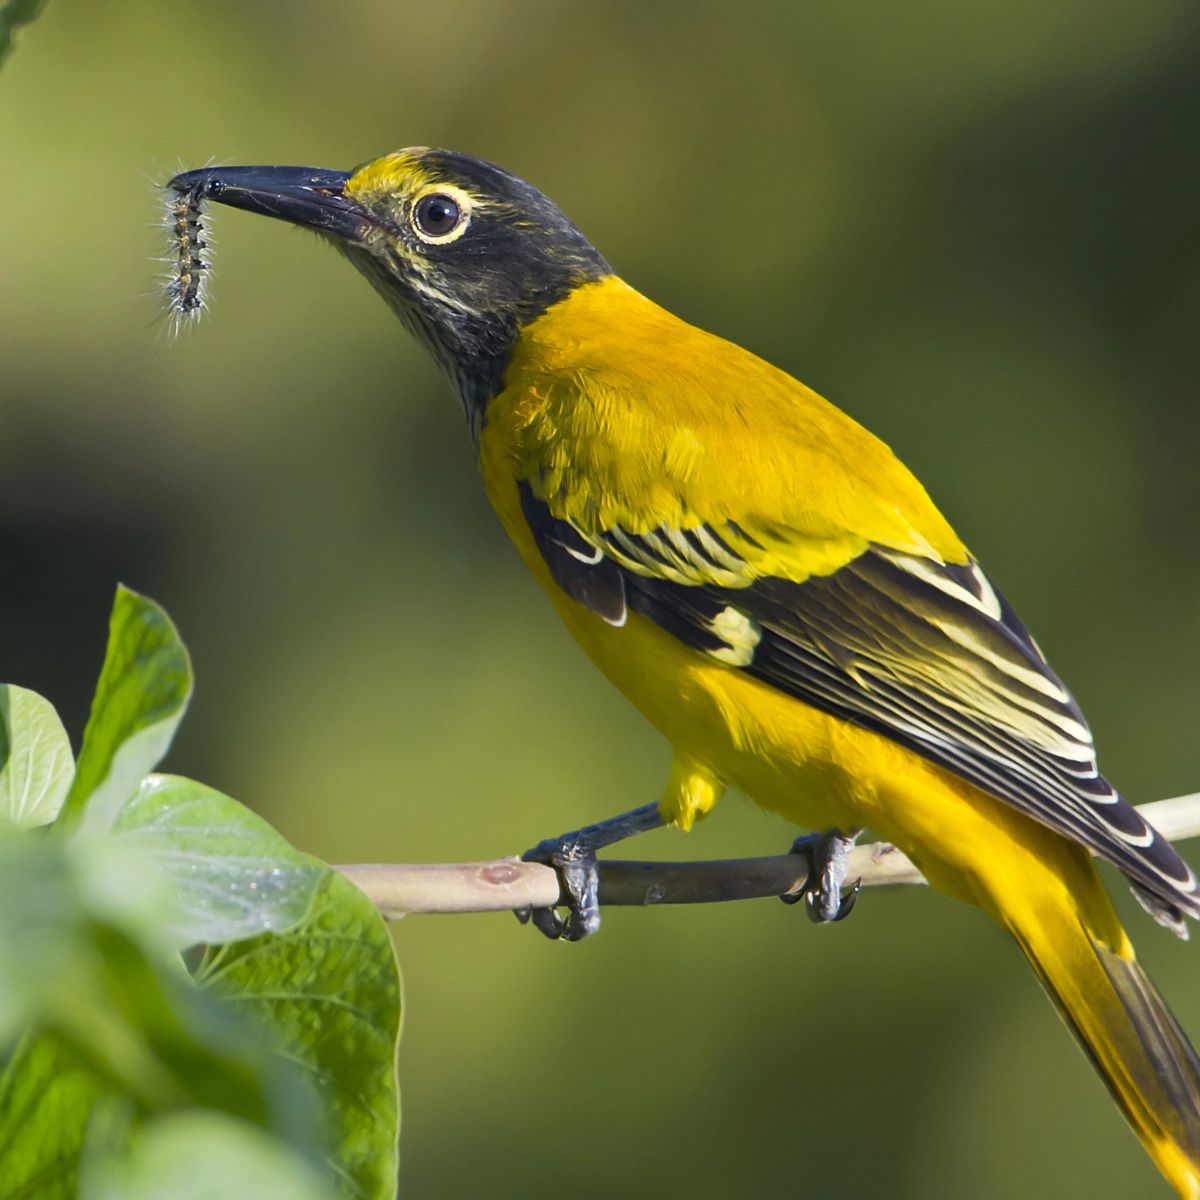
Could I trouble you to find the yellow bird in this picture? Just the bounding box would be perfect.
[169,149,1200,1196]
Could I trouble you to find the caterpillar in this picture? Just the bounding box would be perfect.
[163,181,210,329]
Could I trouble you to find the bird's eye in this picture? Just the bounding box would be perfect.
[413,193,465,240]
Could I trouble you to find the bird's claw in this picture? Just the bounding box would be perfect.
[804,873,861,923]
[781,828,863,924]
[513,803,665,943]
[515,837,602,941]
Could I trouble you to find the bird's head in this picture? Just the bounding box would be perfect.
[168,148,611,418]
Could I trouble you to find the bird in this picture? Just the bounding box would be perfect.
[168,149,1200,1196]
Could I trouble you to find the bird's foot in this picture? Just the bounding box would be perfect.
[515,835,602,942]
[514,802,666,942]
[782,828,863,923]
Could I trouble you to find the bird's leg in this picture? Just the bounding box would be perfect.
[781,828,864,923]
[515,802,666,941]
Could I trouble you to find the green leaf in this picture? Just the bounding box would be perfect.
[0,795,399,1198]
[196,870,402,1200]
[111,775,326,950]
[0,830,91,1044]
[0,839,274,1115]
[0,926,319,1198]
[0,0,46,71]
[59,587,192,835]
[0,860,397,1200]
[0,684,74,828]
[0,1033,109,1200]
[81,1111,338,1200]
[55,922,276,1121]
[0,827,320,1199]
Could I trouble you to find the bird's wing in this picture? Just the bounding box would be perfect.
[518,481,1199,926]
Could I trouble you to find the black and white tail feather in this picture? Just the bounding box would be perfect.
[519,483,1200,936]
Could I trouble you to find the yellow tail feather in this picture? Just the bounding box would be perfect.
[998,878,1200,1198]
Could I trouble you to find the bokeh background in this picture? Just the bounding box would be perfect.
[3,2,1200,1195]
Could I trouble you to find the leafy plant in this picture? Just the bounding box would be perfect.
[0,587,401,1198]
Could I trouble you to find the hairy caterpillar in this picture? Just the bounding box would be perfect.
[163,181,210,329]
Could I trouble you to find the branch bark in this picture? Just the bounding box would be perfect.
[336,792,1200,920]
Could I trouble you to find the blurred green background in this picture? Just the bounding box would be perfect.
[3,2,1200,1196]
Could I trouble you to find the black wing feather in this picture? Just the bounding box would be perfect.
[517,485,1199,928]
[520,481,626,625]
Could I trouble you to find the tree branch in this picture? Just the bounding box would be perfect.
[336,792,1200,920]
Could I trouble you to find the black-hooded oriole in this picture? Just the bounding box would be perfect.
[169,149,1200,1197]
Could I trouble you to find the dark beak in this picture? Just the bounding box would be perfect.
[167,165,367,240]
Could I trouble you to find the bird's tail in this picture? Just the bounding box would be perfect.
[989,861,1200,1198]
